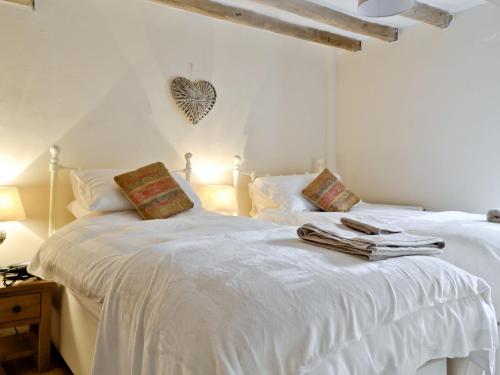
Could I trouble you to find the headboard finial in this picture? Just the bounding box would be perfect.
[48,145,62,237]
[49,145,60,172]
[184,153,193,183]
[50,145,60,158]
[314,158,325,173]
[233,155,242,187]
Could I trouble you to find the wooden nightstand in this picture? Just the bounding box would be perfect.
[0,279,56,373]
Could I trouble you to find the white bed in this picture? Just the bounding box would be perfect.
[241,166,500,375]
[253,205,500,323]
[44,214,454,375]
[241,168,500,322]
[28,148,498,375]
[31,209,498,375]
[254,205,500,374]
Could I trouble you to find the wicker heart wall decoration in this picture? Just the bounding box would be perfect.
[171,77,217,125]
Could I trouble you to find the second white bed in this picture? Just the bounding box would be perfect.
[254,203,500,323]
[254,204,500,375]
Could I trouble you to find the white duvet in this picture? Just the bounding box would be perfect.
[255,204,500,322]
[29,210,498,375]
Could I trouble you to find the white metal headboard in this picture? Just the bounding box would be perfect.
[232,155,325,186]
[48,145,194,236]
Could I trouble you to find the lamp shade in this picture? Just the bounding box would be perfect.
[358,0,414,17]
[205,185,237,215]
[0,187,26,222]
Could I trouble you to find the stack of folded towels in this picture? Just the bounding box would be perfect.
[487,209,500,223]
[297,216,445,261]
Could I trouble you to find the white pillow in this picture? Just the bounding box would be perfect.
[70,168,201,212]
[250,174,320,213]
[248,183,279,216]
[172,172,203,210]
[67,200,105,219]
[70,169,132,212]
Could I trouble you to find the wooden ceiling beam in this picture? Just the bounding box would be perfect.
[403,2,453,29]
[249,0,398,42]
[152,0,362,51]
[2,0,33,6]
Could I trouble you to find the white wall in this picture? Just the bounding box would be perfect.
[0,0,335,264]
[336,3,500,214]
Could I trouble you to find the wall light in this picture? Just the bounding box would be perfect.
[194,161,226,185]
[358,0,414,17]
[0,155,24,185]
[205,185,237,216]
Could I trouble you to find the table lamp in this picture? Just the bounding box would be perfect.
[206,185,238,216]
[0,187,26,245]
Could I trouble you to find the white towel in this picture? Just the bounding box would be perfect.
[341,216,402,234]
[297,222,444,261]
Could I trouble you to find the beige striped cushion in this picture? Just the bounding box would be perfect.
[302,169,359,212]
[114,162,193,220]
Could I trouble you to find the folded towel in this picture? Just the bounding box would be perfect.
[487,209,500,223]
[297,223,445,261]
[341,216,402,235]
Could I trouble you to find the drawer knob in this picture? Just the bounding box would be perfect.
[12,305,21,314]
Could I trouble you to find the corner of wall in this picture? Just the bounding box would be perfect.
[325,48,337,171]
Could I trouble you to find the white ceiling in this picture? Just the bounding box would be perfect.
[216,0,486,41]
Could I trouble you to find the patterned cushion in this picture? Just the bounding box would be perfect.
[114,162,194,219]
[302,169,360,212]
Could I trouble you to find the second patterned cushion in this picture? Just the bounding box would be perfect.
[302,168,360,212]
[114,162,194,220]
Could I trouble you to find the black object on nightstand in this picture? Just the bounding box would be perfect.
[0,263,32,287]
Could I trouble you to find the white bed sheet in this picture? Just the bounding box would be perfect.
[29,210,498,375]
[254,205,500,323]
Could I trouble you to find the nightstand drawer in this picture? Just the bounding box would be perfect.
[0,293,41,323]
